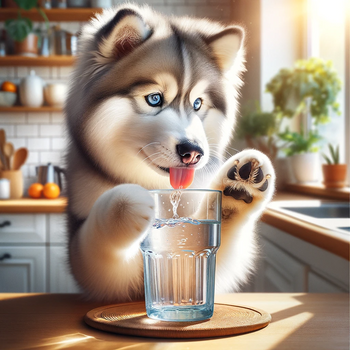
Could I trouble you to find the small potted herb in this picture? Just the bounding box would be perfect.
[322,144,347,188]
[4,0,49,56]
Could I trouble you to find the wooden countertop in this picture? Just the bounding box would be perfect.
[0,197,67,213]
[0,293,348,350]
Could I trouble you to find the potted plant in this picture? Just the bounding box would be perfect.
[322,144,347,188]
[4,0,49,56]
[236,103,279,161]
[266,57,342,183]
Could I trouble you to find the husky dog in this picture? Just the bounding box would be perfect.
[65,3,275,302]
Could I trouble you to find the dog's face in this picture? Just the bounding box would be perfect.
[67,5,245,188]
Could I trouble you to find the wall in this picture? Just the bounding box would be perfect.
[0,0,233,191]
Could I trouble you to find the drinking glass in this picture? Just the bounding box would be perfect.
[140,189,221,322]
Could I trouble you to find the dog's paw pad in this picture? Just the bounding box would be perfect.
[223,187,253,203]
[224,159,271,201]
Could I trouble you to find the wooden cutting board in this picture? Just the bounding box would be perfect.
[85,302,271,339]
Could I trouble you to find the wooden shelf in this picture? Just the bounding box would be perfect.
[0,106,63,113]
[0,55,75,66]
[0,8,102,22]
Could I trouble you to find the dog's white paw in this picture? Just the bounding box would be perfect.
[218,149,275,206]
[111,184,155,242]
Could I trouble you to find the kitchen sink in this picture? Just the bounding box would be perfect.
[281,203,349,219]
[268,200,350,235]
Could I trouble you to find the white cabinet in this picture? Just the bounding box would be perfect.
[0,213,79,294]
[0,246,45,292]
[49,246,80,293]
[247,223,349,293]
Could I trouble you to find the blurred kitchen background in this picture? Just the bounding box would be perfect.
[0,0,349,294]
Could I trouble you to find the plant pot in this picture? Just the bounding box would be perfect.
[14,33,38,57]
[322,164,347,188]
[290,153,320,183]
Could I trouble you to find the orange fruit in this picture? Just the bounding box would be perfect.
[28,183,44,198]
[1,81,17,93]
[43,182,60,199]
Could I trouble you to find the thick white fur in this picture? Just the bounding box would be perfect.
[67,4,275,302]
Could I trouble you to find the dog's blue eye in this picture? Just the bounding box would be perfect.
[193,98,202,111]
[145,93,163,107]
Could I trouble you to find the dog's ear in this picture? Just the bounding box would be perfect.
[204,26,244,72]
[99,9,152,60]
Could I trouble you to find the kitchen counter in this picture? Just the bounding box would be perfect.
[0,197,67,213]
[0,191,348,260]
[0,293,348,350]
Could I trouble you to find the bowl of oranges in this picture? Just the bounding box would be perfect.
[0,81,17,107]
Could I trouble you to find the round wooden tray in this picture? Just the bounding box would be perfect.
[85,302,271,339]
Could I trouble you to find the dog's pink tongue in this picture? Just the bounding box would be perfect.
[169,167,195,189]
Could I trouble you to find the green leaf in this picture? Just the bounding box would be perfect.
[14,0,38,10]
[5,17,32,42]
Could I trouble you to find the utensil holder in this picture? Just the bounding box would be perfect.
[0,170,23,199]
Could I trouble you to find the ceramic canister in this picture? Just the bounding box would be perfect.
[19,70,44,107]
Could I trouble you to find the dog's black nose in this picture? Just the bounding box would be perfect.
[176,141,204,165]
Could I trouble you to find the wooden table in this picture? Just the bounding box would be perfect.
[0,293,348,349]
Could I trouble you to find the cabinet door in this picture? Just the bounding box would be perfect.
[256,239,308,292]
[0,214,46,243]
[49,246,80,293]
[0,246,46,292]
[308,271,347,293]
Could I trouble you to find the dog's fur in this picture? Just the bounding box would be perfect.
[65,3,275,302]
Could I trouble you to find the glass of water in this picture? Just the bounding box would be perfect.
[140,189,222,322]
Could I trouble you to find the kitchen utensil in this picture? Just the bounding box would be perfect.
[36,163,66,190]
[19,70,44,107]
[0,91,17,107]
[3,142,14,169]
[0,170,23,199]
[0,129,8,170]
[12,148,28,170]
[44,83,68,107]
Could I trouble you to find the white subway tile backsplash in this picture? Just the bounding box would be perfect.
[27,113,51,124]
[40,151,63,164]
[27,138,51,151]
[40,124,63,137]
[0,125,15,137]
[33,67,51,79]
[0,67,15,78]
[0,113,26,124]
[16,124,39,137]
[16,67,29,78]
[51,137,67,151]
[27,151,40,164]
[7,138,26,149]
[51,112,65,123]
[58,67,74,79]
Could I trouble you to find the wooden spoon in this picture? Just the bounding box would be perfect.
[12,148,28,171]
[3,142,14,170]
[0,129,7,169]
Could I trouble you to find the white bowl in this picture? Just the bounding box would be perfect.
[44,84,68,107]
[0,91,17,107]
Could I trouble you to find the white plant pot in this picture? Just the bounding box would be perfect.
[290,153,320,183]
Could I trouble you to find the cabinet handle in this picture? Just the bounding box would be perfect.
[0,221,11,228]
[0,253,11,261]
